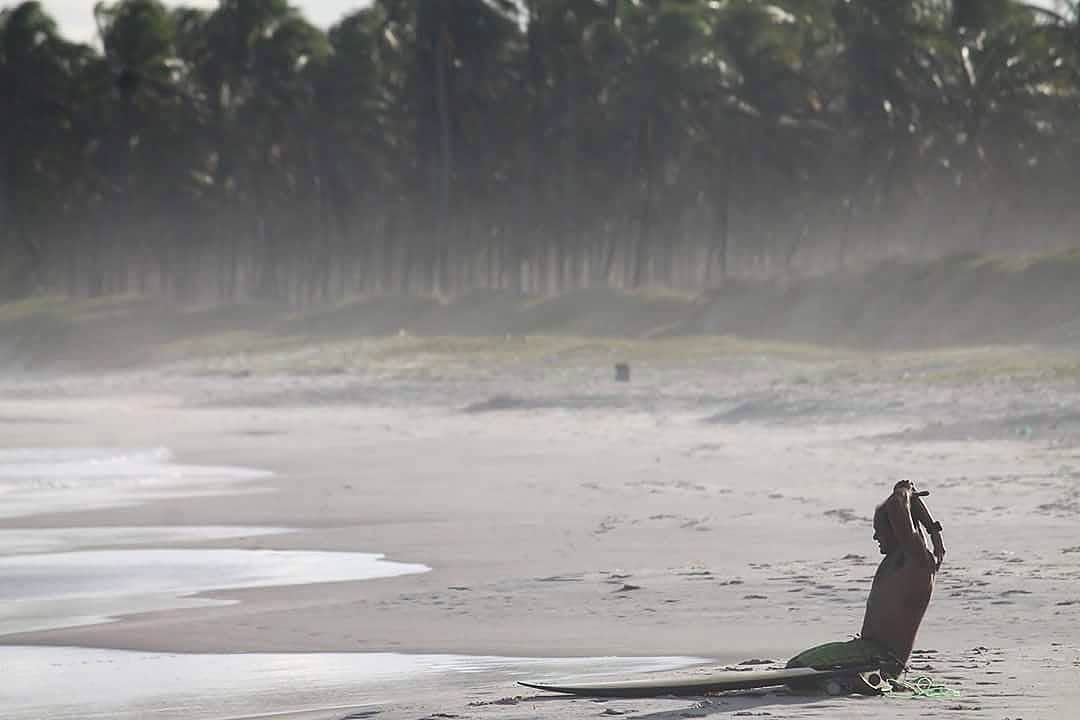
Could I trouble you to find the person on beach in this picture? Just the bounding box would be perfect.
[787,480,947,679]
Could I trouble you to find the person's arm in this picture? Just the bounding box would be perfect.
[885,482,931,568]
[910,491,946,571]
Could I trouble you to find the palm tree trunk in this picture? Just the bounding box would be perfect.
[706,150,731,285]
[1,139,42,297]
[435,23,453,282]
[632,114,655,288]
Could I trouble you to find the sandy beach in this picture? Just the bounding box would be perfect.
[8,0,1080,712]
[2,340,1079,718]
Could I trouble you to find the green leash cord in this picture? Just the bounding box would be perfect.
[889,675,961,699]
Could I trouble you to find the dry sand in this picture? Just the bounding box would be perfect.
[1,343,1079,718]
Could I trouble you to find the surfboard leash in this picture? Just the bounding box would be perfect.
[888,674,961,699]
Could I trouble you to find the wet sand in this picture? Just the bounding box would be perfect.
[2,347,1079,718]
[2,646,702,720]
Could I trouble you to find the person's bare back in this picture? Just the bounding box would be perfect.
[860,480,946,665]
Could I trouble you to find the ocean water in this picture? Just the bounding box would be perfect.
[0,448,429,635]
[0,525,289,555]
[0,447,270,519]
[0,547,430,635]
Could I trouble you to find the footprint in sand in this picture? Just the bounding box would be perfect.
[823,508,870,524]
[536,575,583,583]
[611,584,641,593]
[680,517,711,531]
[594,516,621,534]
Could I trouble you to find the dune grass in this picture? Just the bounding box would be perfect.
[3,248,1080,375]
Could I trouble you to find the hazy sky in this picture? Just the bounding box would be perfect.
[36,1,371,44]
[29,0,1069,46]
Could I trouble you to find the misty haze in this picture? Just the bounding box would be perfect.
[2,1,1080,718]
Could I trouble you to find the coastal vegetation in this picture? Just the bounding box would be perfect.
[2,0,1079,301]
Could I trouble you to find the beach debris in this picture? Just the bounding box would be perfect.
[468,697,520,706]
[615,363,630,382]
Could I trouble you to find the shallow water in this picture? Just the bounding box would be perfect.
[0,548,429,635]
[0,449,428,635]
[0,447,270,518]
[0,525,289,555]
[0,646,704,720]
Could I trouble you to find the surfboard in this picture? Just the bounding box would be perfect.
[519,665,883,698]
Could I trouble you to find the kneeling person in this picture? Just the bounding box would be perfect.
[787,480,946,682]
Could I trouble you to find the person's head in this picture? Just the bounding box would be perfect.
[872,503,896,555]
[874,481,926,553]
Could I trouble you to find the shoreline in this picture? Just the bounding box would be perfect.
[1,645,708,720]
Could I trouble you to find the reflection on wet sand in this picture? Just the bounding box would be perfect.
[1,646,704,720]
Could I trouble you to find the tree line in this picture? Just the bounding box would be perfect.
[2,0,1079,303]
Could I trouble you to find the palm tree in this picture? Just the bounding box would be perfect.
[0,2,86,296]
[705,0,835,275]
[89,0,189,293]
[587,0,713,287]
[937,0,1071,248]
[180,0,330,300]
[3,0,1080,302]
[514,0,612,289]
[404,0,519,292]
